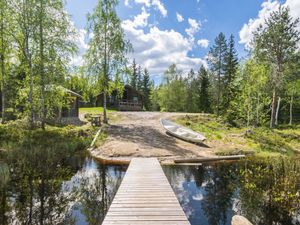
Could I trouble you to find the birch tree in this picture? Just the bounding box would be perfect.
[0,0,7,123]
[86,0,130,123]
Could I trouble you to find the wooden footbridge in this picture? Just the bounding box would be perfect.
[102,158,190,224]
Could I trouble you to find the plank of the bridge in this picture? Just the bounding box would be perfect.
[102,158,190,225]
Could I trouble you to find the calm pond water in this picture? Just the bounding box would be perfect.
[1,148,299,225]
[0,151,127,225]
[163,159,300,225]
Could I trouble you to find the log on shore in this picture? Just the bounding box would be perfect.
[174,155,246,164]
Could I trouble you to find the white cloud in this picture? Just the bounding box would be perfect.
[239,0,300,49]
[197,39,209,48]
[124,0,130,6]
[122,20,206,76]
[152,0,167,17]
[176,12,184,22]
[123,7,150,28]
[70,28,88,66]
[192,193,203,201]
[134,0,167,17]
[185,18,201,41]
[285,0,300,28]
[135,0,151,7]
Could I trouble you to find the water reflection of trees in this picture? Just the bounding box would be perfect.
[238,158,300,225]
[164,159,299,225]
[0,162,9,224]
[201,163,239,225]
[0,141,126,225]
[76,163,125,225]
[3,145,79,224]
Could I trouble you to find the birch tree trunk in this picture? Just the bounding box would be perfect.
[289,89,294,125]
[39,0,46,130]
[256,95,260,126]
[103,0,108,124]
[270,88,277,128]
[0,5,5,123]
[275,96,281,126]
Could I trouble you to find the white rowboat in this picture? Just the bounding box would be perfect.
[160,118,206,143]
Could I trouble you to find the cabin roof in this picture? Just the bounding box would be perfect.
[45,85,83,98]
[124,84,144,97]
[97,84,144,97]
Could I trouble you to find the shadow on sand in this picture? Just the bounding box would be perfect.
[107,124,204,156]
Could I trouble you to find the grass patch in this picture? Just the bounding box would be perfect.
[79,107,117,114]
[176,114,300,157]
[79,107,119,124]
[0,119,94,153]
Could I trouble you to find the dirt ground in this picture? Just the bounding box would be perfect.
[89,112,216,164]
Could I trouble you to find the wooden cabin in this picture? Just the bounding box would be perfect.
[60,89,82,118]
[96,85,144,111]
[45,86,83,124]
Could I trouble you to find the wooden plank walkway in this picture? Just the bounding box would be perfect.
[102,158,190,225]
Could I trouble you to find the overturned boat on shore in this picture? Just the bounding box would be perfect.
[160,118,206,143]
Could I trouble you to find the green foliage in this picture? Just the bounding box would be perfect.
[129,59,138,89]
[157,64,187,112]
[0,120,93,152]
[142,68,151,110]
[176,114,300,156]
[253,6,300,128]
[85,0,131,122]
[223,34,239,109]
[185,69,199,112]
[198,66,211,113]
[227,60,271,126]
[240,157,300,223]
[151,64,212,113]
[208,32,228,115]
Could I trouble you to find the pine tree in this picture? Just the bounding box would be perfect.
[198,66,211,112]
[208,32,227,116]
[253,6,300,128]
[142,68,151,110]
[223,34,238,110]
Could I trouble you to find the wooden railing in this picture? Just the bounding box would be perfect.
[118,101,143,111]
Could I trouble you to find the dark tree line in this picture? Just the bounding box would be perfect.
[129,59,152,110]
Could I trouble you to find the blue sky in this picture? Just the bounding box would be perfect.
[65,0,300,82]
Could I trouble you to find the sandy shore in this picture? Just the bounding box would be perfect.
[89,112,216,164]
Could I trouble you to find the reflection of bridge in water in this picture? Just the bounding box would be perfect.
[102,158,190,224]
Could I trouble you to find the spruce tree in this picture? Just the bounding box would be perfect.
[130,59,137,89]
[137,65,143,91]
[186,69,198,112]
[142,68,151,110]
[223,34,238,109]
[208,32,227,116]
[198,66,211,112]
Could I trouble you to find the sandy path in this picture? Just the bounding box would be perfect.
[90,112,215,164]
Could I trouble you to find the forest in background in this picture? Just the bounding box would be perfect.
[0,0,300,129]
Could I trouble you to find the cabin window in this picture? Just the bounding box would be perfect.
[133,96,138,102]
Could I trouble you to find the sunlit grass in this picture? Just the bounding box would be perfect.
[79,107,117,114]
[176,114,300,157]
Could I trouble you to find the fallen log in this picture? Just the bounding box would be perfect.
[90,128,102,147]
[174,155,246,164]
